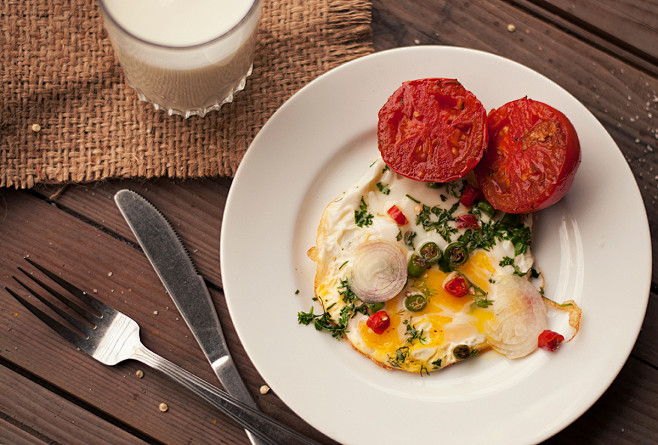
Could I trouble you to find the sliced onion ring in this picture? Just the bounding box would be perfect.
[348,240,408,303]
[484,275,548,359]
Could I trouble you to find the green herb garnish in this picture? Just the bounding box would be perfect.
[354,197,373,227]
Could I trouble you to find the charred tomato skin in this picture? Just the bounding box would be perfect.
[378,78,488,183]
[474,97,581,213]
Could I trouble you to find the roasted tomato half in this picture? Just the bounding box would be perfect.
[474,97,581,213]
[377,78,488,182]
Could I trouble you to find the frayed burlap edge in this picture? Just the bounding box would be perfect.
[0,0,373,189]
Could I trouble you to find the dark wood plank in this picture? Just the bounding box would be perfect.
[539,0,658,65]
[543,355,658,444]
[633,292,658,366]
[31,177,231,288]
[0,364,150,445]
[0,190,333,444]
[372,0,658,281]
[0,419,43,445]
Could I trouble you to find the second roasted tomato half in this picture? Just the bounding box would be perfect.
[377,78,488,183]
[474,97,581,213]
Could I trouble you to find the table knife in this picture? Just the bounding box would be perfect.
[114,189,267,445]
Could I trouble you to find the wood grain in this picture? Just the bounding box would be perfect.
[1,0,656,444]
[0,191,331,444]
[0,364,150,445]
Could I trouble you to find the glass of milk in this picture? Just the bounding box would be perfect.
[99,0,263,118]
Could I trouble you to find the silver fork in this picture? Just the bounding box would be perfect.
[5,258,319,445]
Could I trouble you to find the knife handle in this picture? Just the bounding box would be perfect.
[212,356,271,445]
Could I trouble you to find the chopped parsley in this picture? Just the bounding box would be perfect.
[416,202,459,242]
[354,197,373,227]
[403,230,417,248]
[376,182,391,195]
[445,180,466,198]
[388,346,410,368]
[457,216,532,257]
[404,319,427,345]
[498,256,539,277]
[297,279,367,339]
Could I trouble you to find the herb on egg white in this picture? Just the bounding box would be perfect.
[457,216,531,257]
[403,230,417,248]
[403,319,427,345]
[416,202,459,242]
[446,180,466,199]
[431,358,442,369]
[382,165,390,174]
[499,256,540,278]
[411,279,437,303]
[376,182,391,195]
[297,279,367,339]
[388,346,410,368]
[405,194,421,204]
[338,278,358,303]
[354,197,373,227]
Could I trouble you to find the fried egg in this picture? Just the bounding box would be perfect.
[307,158,539,374]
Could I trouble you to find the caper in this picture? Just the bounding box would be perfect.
[453,344,471,360]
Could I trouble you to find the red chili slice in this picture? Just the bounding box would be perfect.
[367,310,391,334]
[378,78,488,183]
[387,205,408,225]
[474,97,581,213]
[455,214,480,229]
[444,276,469,297]
[538,329,565,352]
[459,184,482,206]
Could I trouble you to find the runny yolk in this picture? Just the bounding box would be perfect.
[459,251,495,291]
[360,308,402,353]
[470,307,494,333]
[359,252,496,358]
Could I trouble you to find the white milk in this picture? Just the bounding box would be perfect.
[100,0,262,117]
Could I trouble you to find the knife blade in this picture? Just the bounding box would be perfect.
[114,189,267,445]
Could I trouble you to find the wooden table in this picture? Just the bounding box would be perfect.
[2,1,656,444]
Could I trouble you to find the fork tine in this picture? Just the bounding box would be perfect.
[5,286,83,345]
[24,257,108,315]
[11,275,93,336]
[16,266,98,323]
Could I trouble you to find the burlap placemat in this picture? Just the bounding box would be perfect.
[0,0,372,189]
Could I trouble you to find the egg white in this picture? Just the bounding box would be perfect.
[309,158,535,374]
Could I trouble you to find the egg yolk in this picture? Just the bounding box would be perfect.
[459,251,495,291]
[360,308,402,354]
[358,251,496,362]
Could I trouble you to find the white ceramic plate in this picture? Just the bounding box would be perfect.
[221,46,651,445]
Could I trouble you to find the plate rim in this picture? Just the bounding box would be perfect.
[221,45,652,444]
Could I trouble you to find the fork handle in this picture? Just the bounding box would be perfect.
[132,345,319,445]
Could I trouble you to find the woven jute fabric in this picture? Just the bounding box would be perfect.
[0,0,373,189]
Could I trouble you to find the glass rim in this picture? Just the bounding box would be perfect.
[98,0,262,51]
